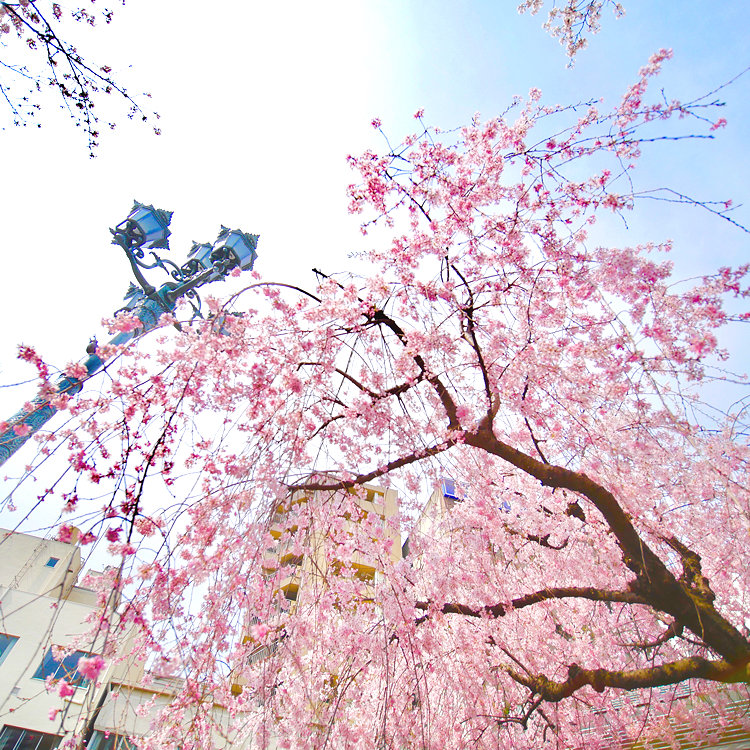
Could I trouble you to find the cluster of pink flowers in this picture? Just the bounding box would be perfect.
[76,655,106,682]
[25,45,748,750]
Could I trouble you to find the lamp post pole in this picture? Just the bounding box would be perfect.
[0,202,258,467]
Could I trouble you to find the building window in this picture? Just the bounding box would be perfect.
[44,558,59,568]
[32,649,94,688]
[442,478,460,500]
[87,732,135,750]
[0,634,18,667]
[0,725,61,750]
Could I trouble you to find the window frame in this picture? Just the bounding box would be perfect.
[86,731,136,750]
[32,648,95,688]
[0,634,19,667]
[0,724,61,750]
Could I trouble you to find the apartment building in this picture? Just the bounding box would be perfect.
[0,527,141,750]
[0,483,401,750]
[263,483,401,605]
[234,483,401,684]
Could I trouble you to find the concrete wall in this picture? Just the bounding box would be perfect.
[0,527,82,600]
[0,529,141,746]
[93,680,254,749]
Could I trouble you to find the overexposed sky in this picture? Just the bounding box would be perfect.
[0,0,748,481]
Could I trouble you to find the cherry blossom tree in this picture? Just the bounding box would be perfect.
[4,50,750,749]
[517,0,626,59]
[0,0,157,153]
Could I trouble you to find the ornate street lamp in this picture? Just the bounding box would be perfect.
[0,202,258,466]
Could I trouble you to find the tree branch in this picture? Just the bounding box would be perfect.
[289,437,461,493]
[366,307,461,430]
[450,263,495,423]
[416,585,647,620]
[506,656,749,702]
[623,619,684,651]
[297,362,420,403]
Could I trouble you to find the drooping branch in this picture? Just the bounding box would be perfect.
[502,522,569,550]
[518,1,626,60]
[297,362,422,403]
[507,655,748,703]
[1,0,156,153]
[450,264,495,420]
[289,437,461,493]
[123,365,196,544]
[415,585,647,621]
[462,425,750,668]
[623,619,684,651]
[521,380,549,464]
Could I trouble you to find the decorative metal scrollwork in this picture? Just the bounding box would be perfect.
[0,202,259,468]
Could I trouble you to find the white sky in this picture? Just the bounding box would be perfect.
[0,0,748,504]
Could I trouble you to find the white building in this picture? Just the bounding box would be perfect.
[0,528,139,750]
[90,675,243,750]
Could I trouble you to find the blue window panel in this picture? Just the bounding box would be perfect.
[32,649,94,688]
[44,558,59,568]
[0,634,18,667]
[0,725,61,750]
[442,478,459,499]
[87,731,135,750]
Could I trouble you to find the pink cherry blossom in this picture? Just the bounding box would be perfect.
[57,524,74,543]
[106,527,122,542]
[64,362,89,380]
[110,313,142,333]
[249,623,271,640]
[77,655,106,682]
[58,680,75,698]
[7,39,749,750]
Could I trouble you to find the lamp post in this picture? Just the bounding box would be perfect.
[0,202,258,467]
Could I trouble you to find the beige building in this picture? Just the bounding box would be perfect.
[235,483,401,689]
[0,527,246,750]
[263,482,402,607]
[0,527,139,750]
